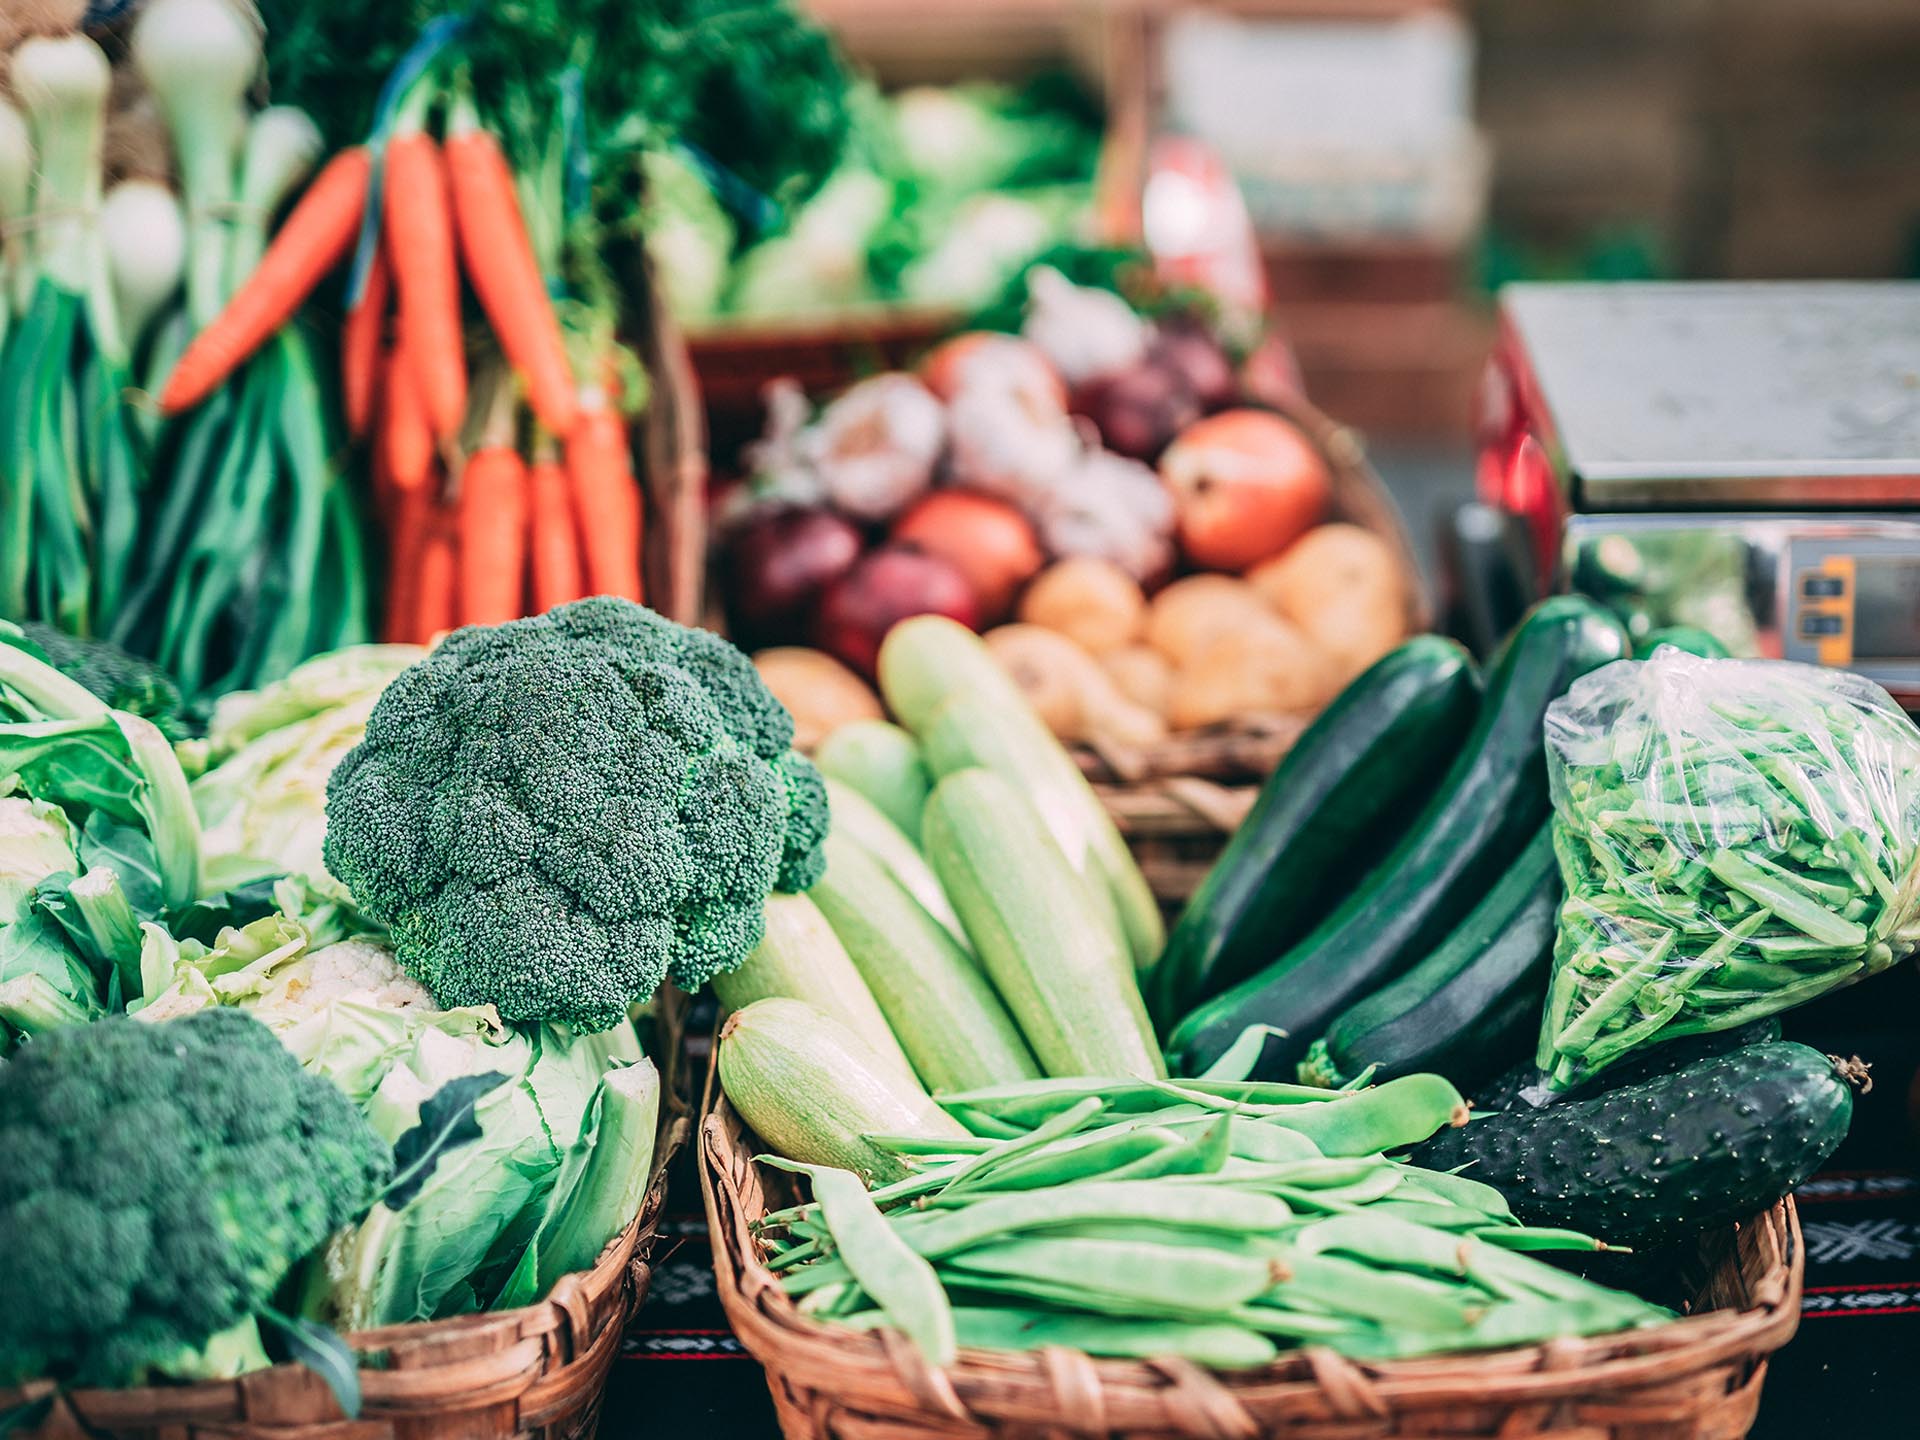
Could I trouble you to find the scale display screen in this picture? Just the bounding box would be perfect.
[1853,558,1920,661]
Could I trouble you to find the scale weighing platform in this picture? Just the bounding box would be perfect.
[1478,281,1920,704]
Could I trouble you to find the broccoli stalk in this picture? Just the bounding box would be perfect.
[67,866,143,979]
[322,598,830,1032]
[0,969,102,1037]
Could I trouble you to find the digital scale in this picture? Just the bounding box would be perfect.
[1477,281,1920,705]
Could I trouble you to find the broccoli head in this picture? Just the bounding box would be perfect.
[322,598,830,1033]
[3,621,193,739]
[0,1008,390,1387]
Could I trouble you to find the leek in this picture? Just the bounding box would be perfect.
[131,0,261,325]
[101,180,187,350]
[0,97,30,339]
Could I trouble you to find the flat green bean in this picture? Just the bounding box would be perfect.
[811,1167,956,1365]
[1257,1074,1468,1156]
[945,1237,1281,1312]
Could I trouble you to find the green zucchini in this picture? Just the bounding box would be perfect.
[1167,596,1630,1078]
[923,768,1166,1081]
[1299,823,1561,1089]
[811,829,1042,1091]
[815,719,932,839]
[717,997,968,1186]
[824,779,969,953]
[881,616,1164,973]
[1150,636,1481,1025]
[711,892,920,1089]
[1412,1041,1854,1245]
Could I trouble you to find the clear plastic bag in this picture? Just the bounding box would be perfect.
[1537,648,1920,1092]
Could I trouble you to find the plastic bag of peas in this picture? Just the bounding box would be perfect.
[1537,647,1920,1092]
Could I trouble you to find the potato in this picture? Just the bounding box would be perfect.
[1018,556,1146,655]
[1101,645,1173,717]
[1144,574,1273,664]
[1167,615,1339,731]
[986,625,1165,748]
[1249,524,1407,680]
[753,647,882,750]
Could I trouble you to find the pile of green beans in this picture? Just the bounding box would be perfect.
[755,1068,1668,1368]
[1539,654,1920,1092]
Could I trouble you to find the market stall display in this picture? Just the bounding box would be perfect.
[694,590,1876,1439]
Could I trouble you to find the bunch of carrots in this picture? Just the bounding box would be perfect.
[161,73,647,644]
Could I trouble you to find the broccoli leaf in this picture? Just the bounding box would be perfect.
[385,1071,514,1210]
[258,1308,362,1420]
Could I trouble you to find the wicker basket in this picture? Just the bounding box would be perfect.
[700,1079,1804,1440]
[1084,390,1430,905]
[3,994,695,1440]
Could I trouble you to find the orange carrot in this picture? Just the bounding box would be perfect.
[446,111,578,437]
[528,453,584,611]
[383,130,467,442]
[456,445,530,626]
[380,336,434,494]
[382,483,431,643]
[341,242,391,440]
[161,147,371,413]
[565,397,643,602]
[414,506,460,642]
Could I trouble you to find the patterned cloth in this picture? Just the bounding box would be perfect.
[610,975,1920,1438]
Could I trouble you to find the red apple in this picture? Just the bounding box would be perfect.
[891,490,1044,621]
[1158,409,1332,571]
[813,546,980,678]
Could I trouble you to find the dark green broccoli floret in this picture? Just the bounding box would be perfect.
[0,1009,390,1387]
[4,621,193,739]
[322,598,830,1032]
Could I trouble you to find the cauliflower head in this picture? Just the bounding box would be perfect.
[322,598,829,1032]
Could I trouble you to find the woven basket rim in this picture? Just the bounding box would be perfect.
[698,1077,1805,1429]
[1,991,696,1429]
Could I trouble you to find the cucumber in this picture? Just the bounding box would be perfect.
[811,829,1042,1091]
[711,892,920,1089]
[1469,1017,1783,1114]
[717,997,968,1186]
[923,768,1166,1081]
[881,616,1164,973]
[815,719,931,839]
[824,778,969,953]
[1412,1041,1854,1245]
[1167,597,1630,1077]
[1635,625,1729,660]
[1299,823,1561,1090]
[1149,636,1481,1025]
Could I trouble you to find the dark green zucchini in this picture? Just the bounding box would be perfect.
[1635,625,1730,660]
[1297,822,1560,1090]
[1149,636,1480,1026]
[1470,1017,1783,1114]
[1166,596,1630,1078]
[1412,1041,1854,1246]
